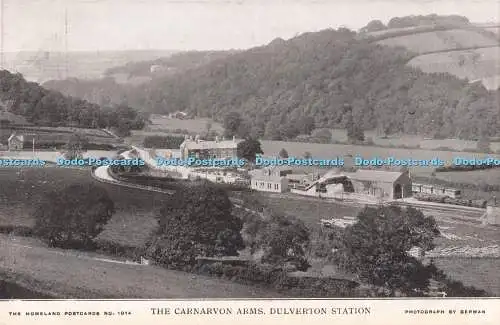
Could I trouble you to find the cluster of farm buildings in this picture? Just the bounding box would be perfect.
[149,135,463,202]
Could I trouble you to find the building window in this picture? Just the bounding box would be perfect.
[260,182,264,188]
[268,183,272,189]
[275,184,279,190]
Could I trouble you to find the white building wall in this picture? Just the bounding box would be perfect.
[251,179,286,193]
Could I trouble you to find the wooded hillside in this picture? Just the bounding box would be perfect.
[43,15,500,140]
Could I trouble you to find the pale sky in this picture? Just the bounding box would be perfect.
[1,0,499,52]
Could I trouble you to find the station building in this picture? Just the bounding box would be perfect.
[250,166,289,193]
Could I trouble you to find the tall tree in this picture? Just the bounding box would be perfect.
[146,182,244,270]
[345,107,365,144]
[254,215,311,271]
[63,133,89,159]
[33,183,115,248]
[333,206,440,296]
[278,148,289,158]
[237,138,264,162]
[223,112,242,138]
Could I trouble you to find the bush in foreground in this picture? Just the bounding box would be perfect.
[33,183,115,249]
[145,182,244,271]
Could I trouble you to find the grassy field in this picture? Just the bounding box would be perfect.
[408,46,500,89]
[0,150,118,162]
[484,26,500,35]
[263,195,361,230]
[0,167,168,242]
[0,125,119,147]
[146,115,224,134]
[376,29,498,54]
[140,115,500,153]
[260,140,500,176]
[434,258,500,296]
[0,234,279,298]
[435,169,500,186]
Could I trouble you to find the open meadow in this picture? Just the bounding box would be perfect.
[408,46,500,88]
[435,168,500,186]
[434,258,500,296]
[146,115,224,134]
[0,234,279,298]
[376,29,499,54]
[260,140,500,176]
[0,150,119,163]
[141,115,500,152]
[0,125,120,147]
[0,167,166,246]
[484,26,500,35]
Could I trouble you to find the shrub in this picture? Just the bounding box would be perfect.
[33,183,115,249]
[145,182,244,269]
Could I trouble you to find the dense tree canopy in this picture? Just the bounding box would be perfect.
[278,148,289,158]
[145,182,244,270]
[254,215,311,271]
[42,15,499,141]
[33,183,115,248]
[0,70,145,134]
[237,138,263,162]
[333,206,440,296]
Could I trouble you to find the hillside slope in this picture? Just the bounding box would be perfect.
[0,70,145,136]
[125,28,499,140]
[3,50,176,84]
[44,15,500,140]
[43,50,237,106]
[360,16,500,90]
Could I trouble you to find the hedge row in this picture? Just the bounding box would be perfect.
[95,240,146,261]
[194,262,358,297]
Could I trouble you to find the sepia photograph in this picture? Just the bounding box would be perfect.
[0,0,499,307]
